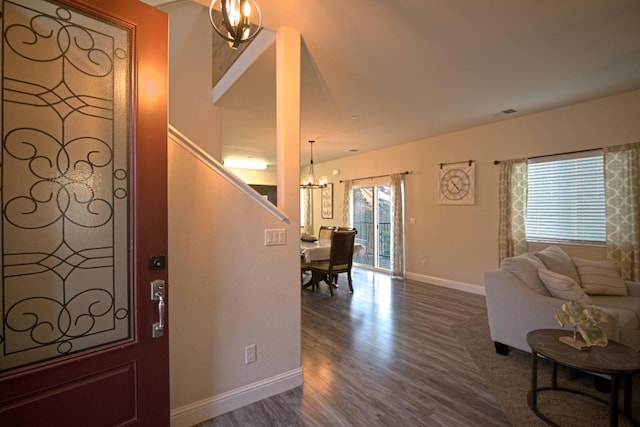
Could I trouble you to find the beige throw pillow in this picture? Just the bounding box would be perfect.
[535,245,582,285]
[501,253,550,296]
[571,257,628,296]
[538,268,593,305]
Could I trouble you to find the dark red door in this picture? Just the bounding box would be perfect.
[0,0,169,425]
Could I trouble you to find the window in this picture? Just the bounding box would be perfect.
[526,152,605,243]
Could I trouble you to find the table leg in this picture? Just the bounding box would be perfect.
[623,374,631,418]
[610,375,619,427]
[530,350,538,411]
[551,361,557,389]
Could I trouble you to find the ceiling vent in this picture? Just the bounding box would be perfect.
[493,108,518,117]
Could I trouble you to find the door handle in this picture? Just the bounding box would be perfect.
[151,280,166,338]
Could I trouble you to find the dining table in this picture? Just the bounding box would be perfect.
[300,239,366,263]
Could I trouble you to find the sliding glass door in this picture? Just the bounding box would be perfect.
[353,181,391,270]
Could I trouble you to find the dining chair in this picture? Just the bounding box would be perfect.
[338,227,370,263]
[318,226,336,240]
[310,230,357,296]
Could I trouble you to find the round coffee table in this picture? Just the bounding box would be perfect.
[527,329,640,427]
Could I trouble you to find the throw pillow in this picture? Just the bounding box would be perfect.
[571,257,628,296]
[535,246,582,285]
[538,268,593,305]
[501,253,550,296]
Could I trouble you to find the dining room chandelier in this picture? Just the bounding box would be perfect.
[301,140,326,189]
[209,0,263,50]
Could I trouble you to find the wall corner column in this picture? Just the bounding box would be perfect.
[275,26,301,224]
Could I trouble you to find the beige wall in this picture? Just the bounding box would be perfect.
[164,3,301,425]
[166,1,221,157]
[168,138,300,408]
[309,89,640,289]
[228,167,278,185]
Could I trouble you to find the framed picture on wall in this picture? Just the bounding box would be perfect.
[321,183,333,219]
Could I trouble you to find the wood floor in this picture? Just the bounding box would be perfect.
[194,268,511,427]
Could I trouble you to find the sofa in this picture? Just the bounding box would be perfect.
[485,245,640,354]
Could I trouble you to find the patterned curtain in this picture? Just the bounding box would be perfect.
[342,179,353,227]
[302,188,313,235]
[390,174,405,277]
[498,159,528,263]
[604,142,640,281]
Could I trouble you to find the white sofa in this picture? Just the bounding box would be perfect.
[485,246,640,354]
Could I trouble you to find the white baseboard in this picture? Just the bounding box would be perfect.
[404,272,485,296]
[170,368,304,427]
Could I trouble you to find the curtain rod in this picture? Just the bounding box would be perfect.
[440,160,474,169]
[493,148,601,165]
[339,171,409,184]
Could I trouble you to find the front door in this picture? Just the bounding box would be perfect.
[0,0,169,425]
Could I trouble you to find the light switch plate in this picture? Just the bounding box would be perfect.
[265,229,286,246]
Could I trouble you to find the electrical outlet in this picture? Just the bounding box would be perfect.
[245,344,257,364]
[420,260,426,268]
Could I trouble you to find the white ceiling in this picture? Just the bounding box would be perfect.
[191,0,640,167]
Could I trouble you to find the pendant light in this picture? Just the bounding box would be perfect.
[301,140,326,189]
[209,0,263,50]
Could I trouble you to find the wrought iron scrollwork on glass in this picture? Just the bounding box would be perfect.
[1,0,131,371]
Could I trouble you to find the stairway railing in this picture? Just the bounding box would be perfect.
[168,125,290,223]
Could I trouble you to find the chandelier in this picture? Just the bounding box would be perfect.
[209,0,263,50]
[301,140,326,189]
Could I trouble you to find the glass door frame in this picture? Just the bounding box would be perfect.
[351,178,392,272]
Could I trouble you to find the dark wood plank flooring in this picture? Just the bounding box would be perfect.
[193,268,510,426]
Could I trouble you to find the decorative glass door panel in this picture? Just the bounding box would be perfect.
[1,0,131,372]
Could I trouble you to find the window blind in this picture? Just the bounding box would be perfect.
[526,153,605,243]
